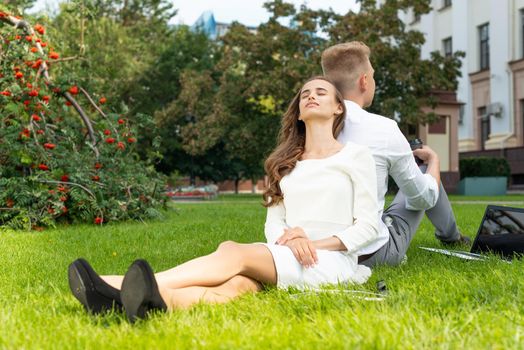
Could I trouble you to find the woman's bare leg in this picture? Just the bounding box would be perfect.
[159,275,262,310]
[155,242,276,288]
[101,242,276,290]
[102,275,123,289]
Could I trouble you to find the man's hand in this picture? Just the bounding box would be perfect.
[284,237,318,268]
[412,145,438,164]
[413,145,441,188]
[276,227,307,245]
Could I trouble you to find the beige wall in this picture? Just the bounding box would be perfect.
[426,117,450,171]
[419,97,460,174]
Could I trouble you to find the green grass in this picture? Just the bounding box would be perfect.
[1,197,524,349]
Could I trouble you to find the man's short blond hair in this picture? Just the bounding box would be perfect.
[321,42,371,94]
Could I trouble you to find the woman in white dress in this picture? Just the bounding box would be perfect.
[68,76,380,323]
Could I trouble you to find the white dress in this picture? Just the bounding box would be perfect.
[263,142,379,289]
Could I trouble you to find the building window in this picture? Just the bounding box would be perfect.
[429,116,447,134]
[442,37,452,57]
[479,23,490,70]
[521,10,524,58]
[442,0,452,8]
[478,106,490,150]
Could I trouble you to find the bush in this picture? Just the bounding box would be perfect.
[459,157,511,179]
[0,9,166,230]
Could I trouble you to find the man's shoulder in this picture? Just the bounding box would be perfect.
[361,111,398,129]
[347,110,401,141]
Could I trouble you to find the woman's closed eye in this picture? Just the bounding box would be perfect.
[315,88,328,95]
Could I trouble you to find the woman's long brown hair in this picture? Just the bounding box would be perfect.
[263,76,346,207]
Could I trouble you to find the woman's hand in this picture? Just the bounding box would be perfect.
[284,237,318,268]
[276,227,307,245]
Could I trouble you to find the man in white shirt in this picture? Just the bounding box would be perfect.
[321,41,469,266]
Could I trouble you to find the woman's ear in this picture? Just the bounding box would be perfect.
[335,103,344,117]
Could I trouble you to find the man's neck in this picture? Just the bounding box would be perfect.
[343,94,366,108]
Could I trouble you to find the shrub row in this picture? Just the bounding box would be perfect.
[459,157,511,179]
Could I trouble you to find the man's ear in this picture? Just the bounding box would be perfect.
[359,73,368,92]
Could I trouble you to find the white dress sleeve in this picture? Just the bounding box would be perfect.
[264,201,289,245]
[333,146,380,254]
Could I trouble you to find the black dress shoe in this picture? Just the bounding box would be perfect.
[441,234,472,247]
[120,259,167,323]
[68,258,122,314]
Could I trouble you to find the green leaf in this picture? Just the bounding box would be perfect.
[20,152,32,165]
[5,102,22,116]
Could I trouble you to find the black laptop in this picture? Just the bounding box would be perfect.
[419,205,524,261]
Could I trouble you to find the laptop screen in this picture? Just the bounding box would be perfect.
[471,205,524,258]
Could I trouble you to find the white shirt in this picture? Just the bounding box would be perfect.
[337,100,439,255]
[264,142,380,255]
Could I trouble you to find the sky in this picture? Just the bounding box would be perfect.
[31,0,360,27]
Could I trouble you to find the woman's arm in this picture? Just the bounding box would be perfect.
[312,236,346,251]
[264,201,289,244]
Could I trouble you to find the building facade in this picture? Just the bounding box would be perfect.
[191,11,257,40]
[395,0,524,188]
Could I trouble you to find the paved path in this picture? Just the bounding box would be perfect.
[451,201,524,205]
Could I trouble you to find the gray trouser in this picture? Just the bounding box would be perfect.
[362,166,460,267]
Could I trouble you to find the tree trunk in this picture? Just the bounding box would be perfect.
[234,178,240,194]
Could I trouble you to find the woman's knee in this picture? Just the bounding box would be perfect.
[216,241,247,262]
[216,241,255,268]
[216,240,240,253]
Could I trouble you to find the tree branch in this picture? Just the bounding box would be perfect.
[37,180,97,200]
[49,56,83,63]
[80,87,119,136]
[63,91,99,157]
[80,87,107,118]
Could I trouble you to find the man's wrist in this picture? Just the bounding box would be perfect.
[427,154,439,165]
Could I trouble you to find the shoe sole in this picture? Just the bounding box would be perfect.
[77,258,123,311]
[121,260,151,323]
[68,261,117,314]
[68,262,92,312]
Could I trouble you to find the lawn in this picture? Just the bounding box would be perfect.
[1,195,524,349]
